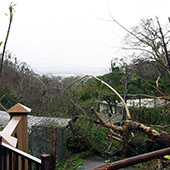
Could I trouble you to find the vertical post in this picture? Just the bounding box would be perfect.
[7,103,31,153]
[50,127,56,170]
[41,154,50,170]
[7,103,31,170]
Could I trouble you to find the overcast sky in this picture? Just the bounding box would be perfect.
[0,0,170,76]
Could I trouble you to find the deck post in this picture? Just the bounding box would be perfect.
[7,103,31,170]
[41,154,50,170]
[7,103,31,152]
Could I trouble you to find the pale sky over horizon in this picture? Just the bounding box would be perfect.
[0,0,170,76]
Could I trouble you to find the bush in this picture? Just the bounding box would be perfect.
[0,90,19,109]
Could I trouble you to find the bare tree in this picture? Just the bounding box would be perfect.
[122,18,170,74]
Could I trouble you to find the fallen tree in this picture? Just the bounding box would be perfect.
[65,75,170,156]
[92,108,170,155]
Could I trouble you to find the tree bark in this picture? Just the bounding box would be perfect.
[92,108,170,153]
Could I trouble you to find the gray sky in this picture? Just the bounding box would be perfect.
[0,0,170,76]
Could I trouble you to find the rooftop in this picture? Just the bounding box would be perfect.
[0,111,71,129]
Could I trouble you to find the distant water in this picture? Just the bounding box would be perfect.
[46,72,105,78]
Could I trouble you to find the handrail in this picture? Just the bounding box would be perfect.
[1,141,41,164]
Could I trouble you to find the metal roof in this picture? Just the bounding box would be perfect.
[0,111,71,129]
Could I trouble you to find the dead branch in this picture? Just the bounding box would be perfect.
[92,108,123,132]
[108,134,123,143]
[64,91,89,118]
[156,17,170,71]
[63,75,88,93]
[106,114,120,123]
[124,120,160,139]
[93,107,161,139]
[156,76,161,89]
[141,77,165,96]
[0,102,7,111]
[92,108,170,152]
[106,7,148,46]
[150,124,170,129]
[110,129,122,138]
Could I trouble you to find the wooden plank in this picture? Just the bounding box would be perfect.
[0,132,17,147]
[8,150,12,170]
[2,116,22,136]
[3,148,7,170]
[14,153,18,170]
[21,156,25,170]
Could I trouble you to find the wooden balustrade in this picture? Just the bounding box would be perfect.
[0,136,50,170]
[0,103,51,170]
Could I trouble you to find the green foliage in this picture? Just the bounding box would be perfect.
[1,92,19,109]
[92,127,107,141]
[0,55,80,117]
[56,154,85,170]
[129,106,170,155]
[0,86,19,109]
[135,159,158,170]
[158,78,170,94]
[67,116,121,156]
[135,159,170,170]
[131,106,170,125]
[9,2,16,22]
[128,77,155,95]
[71,67,125,116]
[164,155,170,160]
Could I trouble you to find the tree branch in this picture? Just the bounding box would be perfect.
[156,17,170,71]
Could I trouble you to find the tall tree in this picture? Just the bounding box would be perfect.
[123,18,170,75]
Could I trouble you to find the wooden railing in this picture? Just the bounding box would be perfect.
[0,103,52,170]
[0,136,50,170]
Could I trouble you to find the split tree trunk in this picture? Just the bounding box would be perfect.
[92,108,170,154]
